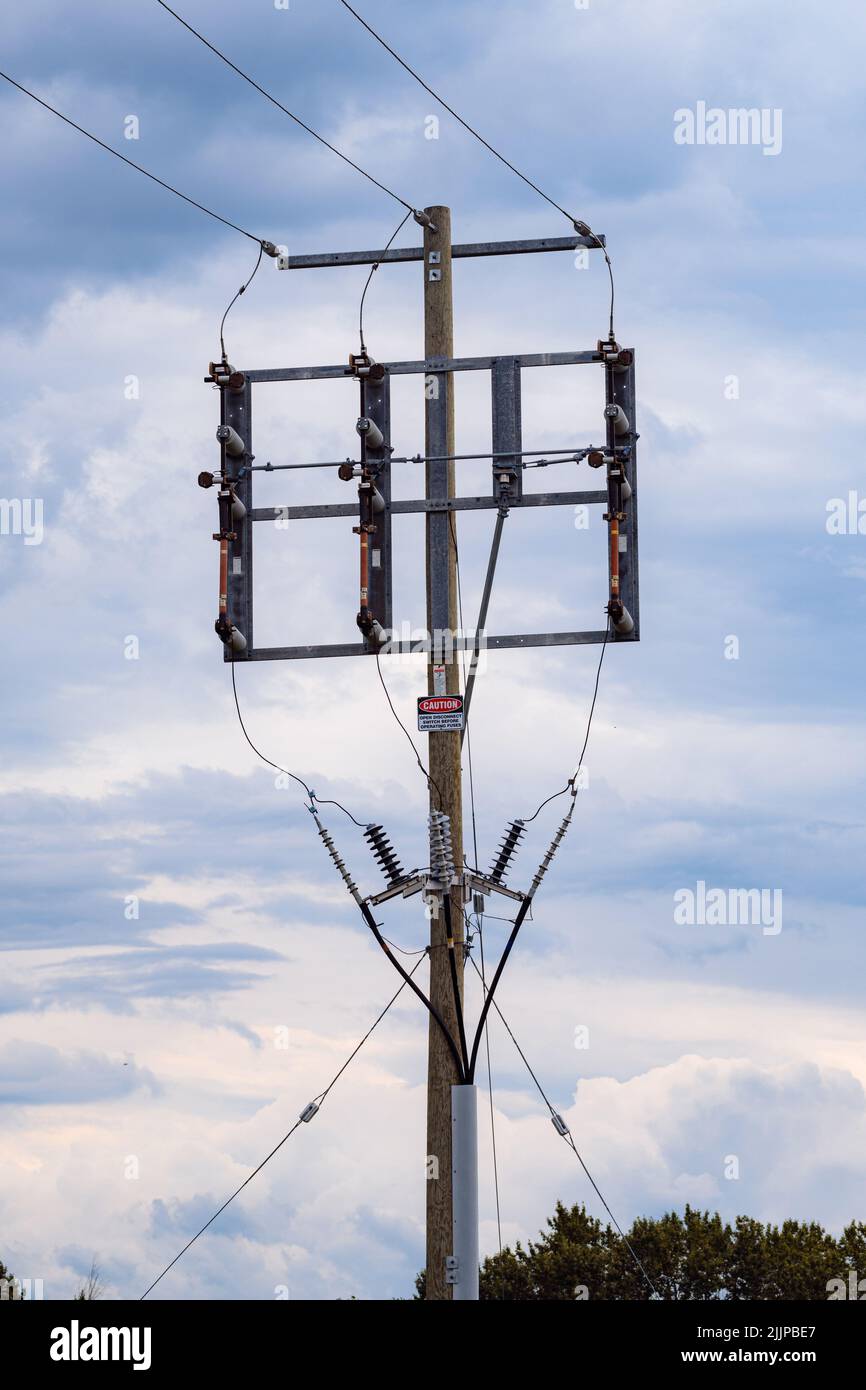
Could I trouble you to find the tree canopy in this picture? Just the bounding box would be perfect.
[415,1204,866,1300]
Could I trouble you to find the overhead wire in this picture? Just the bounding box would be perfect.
[230,656,366,827]
[0,70,268,246]
[359,899,466,1082]
[155,0,418,215]
[359,208,413,354]
[374,648,444,811]
[219,242,264,364]
[522,617,610,825]
[443,896,470,1077]
[230,651,464,1078]
[466,955,658,1298]
[140,959,423,1299]
[336,0,582,226]
[334,0,616,335]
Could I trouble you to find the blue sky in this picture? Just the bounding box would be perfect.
[1,0,865,1300]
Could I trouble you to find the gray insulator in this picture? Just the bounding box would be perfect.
[529,810,574,897]
[613,605,635,636]
[217,424,246,456]
[488,819,526,884]
[604,403,630,436]
[551,1112,571,1138]
[317,821,360,901]
[364,823,406,887]
[428,810,454,882]
[356,417,384,450]
[299,1101,319,1123]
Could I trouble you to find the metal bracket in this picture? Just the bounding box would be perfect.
[464,871,525,904]
[366,876,425,908]
[445,1255,459,1285]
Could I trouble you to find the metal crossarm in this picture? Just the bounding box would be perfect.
[209,349,639,662]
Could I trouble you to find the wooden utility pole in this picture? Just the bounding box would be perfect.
[423,205,465,1300]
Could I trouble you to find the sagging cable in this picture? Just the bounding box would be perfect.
[467,803,577,1082]
[359,899,466,1084]
[443,892,470,1077]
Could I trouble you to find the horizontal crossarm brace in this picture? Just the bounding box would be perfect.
[250,490,606,522]
[283,234,605,270]
[244,630,616,661]
[243,351,600,384]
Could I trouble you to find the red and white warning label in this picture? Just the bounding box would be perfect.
[417,694,464,731]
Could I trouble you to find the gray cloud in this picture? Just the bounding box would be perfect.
[0,1039,157,1105]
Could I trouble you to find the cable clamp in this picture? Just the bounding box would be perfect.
[464,869,524,904]
[366,875,425,907]
[413,209,438,233]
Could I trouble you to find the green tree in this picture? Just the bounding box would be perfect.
[415,1202,861,1300]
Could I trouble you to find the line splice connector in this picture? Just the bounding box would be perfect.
[364,823,406,888]
[488,819,526,884]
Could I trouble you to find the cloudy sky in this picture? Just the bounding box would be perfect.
[1,0,864,1300]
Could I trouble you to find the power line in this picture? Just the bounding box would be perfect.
[335,0,615,335]
[0,69,271,247]
[374,648,445,811]
[359,209,413,354]
[230,644,464,1084]
[230,656,366,827]
[140,959,423,1299]
[155,0,418,215]
[219,242,264,364]
[466,954,658,1298]
[336,0,580,226]
[448,510,480,866]
[358,898,466,1083]
[522,617,610,824]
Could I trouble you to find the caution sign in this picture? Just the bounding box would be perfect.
[417,694,464,732]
